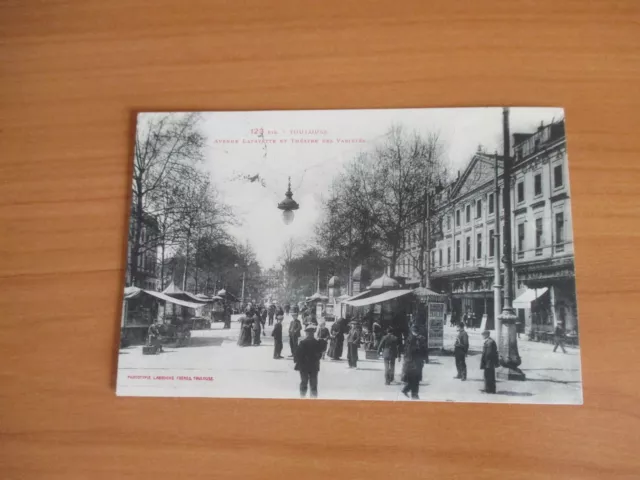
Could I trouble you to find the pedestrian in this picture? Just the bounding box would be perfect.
[294,324,323,398]
[272,314,284,359]
[480,329,499,394]
[454,322,469,380]
[237,308,253,347]
[327,317,345,360]
[268,303,276,326]
[553,321,567,353]
[223,302,232,329]
[316,320,331,359]
[372,319,383,350]
[252,313,262,346]
[288,311,302,357]
[401,324,427,400]
[260,307,268,333]
[346,321,361,368]
[377,327,399,385]
[284,303,291,315]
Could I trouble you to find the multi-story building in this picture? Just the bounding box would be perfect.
[428,119,577,338]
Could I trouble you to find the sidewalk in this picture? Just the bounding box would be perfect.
[116,317,582,404]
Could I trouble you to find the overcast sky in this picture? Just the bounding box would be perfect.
[198,107,564,268]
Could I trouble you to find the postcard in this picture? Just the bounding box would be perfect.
[117,107,582,404]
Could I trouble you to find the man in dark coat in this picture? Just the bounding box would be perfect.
[223,302,232,329]
[346,322,361,368]
[288,311,302,357]
[316,321,331,359]
[272,315,284,359]
[553,321,567,353]
[268,303,276,326]
[327,317,345,360]
[402,324,427,399]
[480,330,499,393]
[454,322,469,380]
[294,324,323,398]
[377,327,399,385]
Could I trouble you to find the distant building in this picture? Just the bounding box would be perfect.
[428,119,577,339]
[260,268,283,303]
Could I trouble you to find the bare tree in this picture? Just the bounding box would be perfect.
[317,126,450,283]
[129,113,205,287]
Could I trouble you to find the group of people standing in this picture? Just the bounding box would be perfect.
[235,303,506,400]
[453,322,500,394]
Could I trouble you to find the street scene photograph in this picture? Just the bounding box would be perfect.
[116,107,582,404]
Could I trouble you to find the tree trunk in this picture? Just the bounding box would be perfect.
[182,229,191,291]
[160,241,166,291]
[130,181,144,287]
[389,246,398,277]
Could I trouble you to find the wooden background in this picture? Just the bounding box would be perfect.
[1,1,639,478]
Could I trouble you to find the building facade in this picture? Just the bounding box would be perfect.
[428,119,578,338]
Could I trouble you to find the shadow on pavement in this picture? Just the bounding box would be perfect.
[496,391,535,397]
[524,377,582,385]
[187,337,225,348]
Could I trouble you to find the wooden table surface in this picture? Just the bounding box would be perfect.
[1,1,639,479]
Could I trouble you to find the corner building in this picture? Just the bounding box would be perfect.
[429,120,578,341]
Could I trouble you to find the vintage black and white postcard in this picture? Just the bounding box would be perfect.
[117,107,582,404]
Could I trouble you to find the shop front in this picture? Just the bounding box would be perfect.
[516,257,578,344]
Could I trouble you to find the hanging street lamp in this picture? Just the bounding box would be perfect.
[277,176,299,225]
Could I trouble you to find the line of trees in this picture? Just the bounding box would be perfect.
[315,125,451,288]
[128,113,263,298]
[269,125,452,304]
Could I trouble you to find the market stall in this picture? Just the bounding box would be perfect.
[121,287,203,346]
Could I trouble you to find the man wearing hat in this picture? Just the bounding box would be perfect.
[401,324,427,399]
[294,324,323,398]
[454,322,469,381]
[272,310,284,359]
[288,311,302,357]
[377,326,399,385]
[480,329,499,394]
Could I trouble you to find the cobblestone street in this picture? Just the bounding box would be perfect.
[117,315,582,404]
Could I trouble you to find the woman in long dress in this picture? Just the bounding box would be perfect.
[237,311,253,347]
[327,317,345,360]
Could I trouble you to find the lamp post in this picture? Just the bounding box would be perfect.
[493,151,502,343]
[277,177,299,225]
[235,263,246,309]
[497,107,525,381]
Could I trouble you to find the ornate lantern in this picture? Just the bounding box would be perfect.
[277,177,299,225]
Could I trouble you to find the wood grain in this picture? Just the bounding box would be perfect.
[1,1,639,478]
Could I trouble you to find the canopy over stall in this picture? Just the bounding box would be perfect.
[125,287,203,309]
[162,282,210,304]
[344,289,413,307]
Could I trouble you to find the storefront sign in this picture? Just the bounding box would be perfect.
[428,302,445,348]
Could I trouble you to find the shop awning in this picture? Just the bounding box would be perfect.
[340,290,372,303]
[143,290,204,309]
[344,289,413,307]
[512,288,548,309]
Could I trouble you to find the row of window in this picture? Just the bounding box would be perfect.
[434,212,566,267]
[447,165,565,229]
